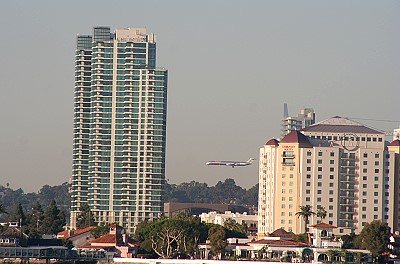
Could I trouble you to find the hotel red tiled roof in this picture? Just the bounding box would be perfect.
[280,131,312,146]
[266,138,279,146]
[269,228,295,238]
[389,140,400,147]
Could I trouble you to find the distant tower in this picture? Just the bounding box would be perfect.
[281,105,315,136]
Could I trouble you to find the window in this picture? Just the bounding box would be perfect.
[374,215,378,219]
[282,174,286,178]
[289,182,294,186]
[363,161,367,165]
[374,199,378,204]
[318,159,322,164]
[318,167,322,171]
[363,184,367,188]
[329,198,334,202]
[362,214,366,219]
[281,212,285,216]
[329,183,334,187]
[329,206,333,210]
[374,184,379,188]
[289,174,294,178]
[374,207,378,211]
[306,174,311,179]
[318,151,323,156]
[329,190,334,195]
[363,168,368,173]
[282,189,286,193]
[306,182,311,186]
[375,153,379,158]
[363,176,367,181]
[317,197,322,202]
[330,175,334,179]
[307,167,311,171]
[318,175,322,179]
[375,169,379,173]
[307,151,312,156]
[330,160,334,164]
[362,207,366,211]
[362,191,367,196]
[289,197,293,201]
[374,176,378,181]
[318,182,322,187]
[329,213,333,217]
[363,153,368,158]
[330,167,334,172]
[317,190,322,194]
[362,199,366,203]
[330,152,335,157]
[374,192,378,196]
[307,159,311,163]
[375,161,379,166]
[306,197,310,202]
[306,190,310,194]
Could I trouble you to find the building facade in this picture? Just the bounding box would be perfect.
[282,107,315,136]
[258,116,400,237]
[71,27,168,233]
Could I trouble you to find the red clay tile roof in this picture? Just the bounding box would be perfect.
[309,223,337,229]
[249,239,308,247]
[266,138,279,146]
[270,228,295,238]
[91,234,117,244]
[280,131,312,146]
[71,226,96,238]
[57,230,70,238]
[389,140,400,147]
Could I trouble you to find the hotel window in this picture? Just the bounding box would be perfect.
[375,153,379,158]
[330,168,334,172]
[329,183,334,187]
[289,189,293,194]
[318,167,322,171]
[330,175,334,179]
[329,190,333,195]
[362,199,366,203]
[318,182,322,187]
[329,198,333,202]
[363,176,367,181]
[374,207,378,211]
[374,199,378,204]
[329,213,333,217]
[374,184,378,188]
[363,153,368,157]
[306,197,310,202]
[330,160,334,164]
[307,159,311,163]
[289,182,294,186]
[375,161,379,166]
[306,174,311,179]
[317,190,322,194]
[307,151,312,156]
[307,167,311,171]
[317,197,321,202]
[329,206,333,210]
[290,174,294,178]
[282,174,286,178]
[289,212,293,216]
[318,175,322,179]
[330,152,335,157]
[363,169,368,173]
[362,207,366,211]
[374,215,378,219]
[363,161,367,165]
[281,212,285,216]
[318,159,322,164]
[289,197,293,201]
[306,190,310,194]
[363,184,367,188]
[375,169,379,173]
[318,152,323,156]
[362,214,366,219]
[362,191,367,196]
[306,182,311,186]
[374,192,378,196]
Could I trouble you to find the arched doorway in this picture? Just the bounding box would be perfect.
[317,253,328,262]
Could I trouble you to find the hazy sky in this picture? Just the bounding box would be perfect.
[0,1,399,192]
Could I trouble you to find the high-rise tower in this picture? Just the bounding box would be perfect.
[71,27,168,233]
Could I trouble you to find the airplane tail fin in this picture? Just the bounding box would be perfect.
[247,158,256,163]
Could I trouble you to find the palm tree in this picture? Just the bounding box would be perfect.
[296,205,315,232]
[316,207,327,223]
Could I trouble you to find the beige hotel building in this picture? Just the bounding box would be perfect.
[258,116,400,237]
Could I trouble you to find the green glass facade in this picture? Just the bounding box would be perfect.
[71,27,167,233]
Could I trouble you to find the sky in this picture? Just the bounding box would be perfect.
[0,1,399,193]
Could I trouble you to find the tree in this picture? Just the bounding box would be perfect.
[0,203,8,216]
[76,204,97,229]
[223,218,247,238]
[296,205,315,232]
[316,206,327,222]
[208,225,227,259]
[41,200,65,234]
[91,222,110,238]
[26,201,45,238]
[10,202,26,226]
[360,220,391,258]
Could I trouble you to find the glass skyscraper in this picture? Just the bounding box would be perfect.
[71,27,168,233]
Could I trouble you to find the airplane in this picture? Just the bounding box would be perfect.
[205,158,255,168]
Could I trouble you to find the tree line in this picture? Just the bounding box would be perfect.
[0,200,66,237]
